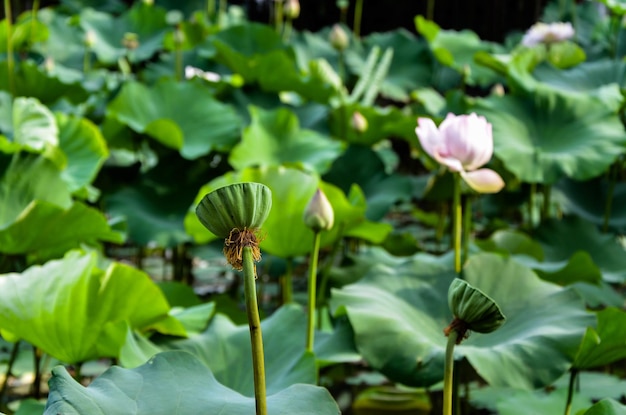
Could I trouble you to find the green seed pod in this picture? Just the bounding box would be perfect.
[195,182,272,238]
[447,278,505,334]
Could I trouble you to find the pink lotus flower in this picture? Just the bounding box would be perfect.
[521,22,575,47]
[416,113,505,193]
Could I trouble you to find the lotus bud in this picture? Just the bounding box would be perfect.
[44,57,55,72]
[142,0,154,5]
[491,83,505,97]
[329,24,349,51]
[336,0,349,11]
[122,32,139,50]
[351,111,368,133]
[196,182,272,270]
[444,278,505,344]
[304,188,334,232]
[284,0,300,19]
[84,30,96,48]
[166,10,184,26]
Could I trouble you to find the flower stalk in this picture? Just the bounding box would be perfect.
[453,172,462,273]
[4,0,15,96]
[443,329,459,415]
[306,231,321,353]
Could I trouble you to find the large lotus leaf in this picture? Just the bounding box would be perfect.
[79,2,168,64]
[45,350,340,415]
[330,252,591,389]
[185,166,369,258]
[554,177,626,233]
[0,251,184,363]
[229,106,344,174]
[574,307,626,370]
[0,200,123,259]
[532,216,626,283]
[56,113,108,193]
[0,152,72,227]
[0,12,47,53]
[323,144,415,221]
[210,22,292,82]
[473,87,626,184]
[415,16,502,86]
[107,79,242,159]
[345,29,432,102]
[0,62,88,105]
[584,399,626,415]
[329,102,417,146]
[598,0,626,14]
[32,9,85,67]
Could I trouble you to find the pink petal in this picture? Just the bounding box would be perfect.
[439,113,493,171]
[415,117,442,161]
[461,168,505,194]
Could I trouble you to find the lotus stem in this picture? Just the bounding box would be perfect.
[242,246,267,415]
[4,0,15,96]
[462,195,472,266]
[274,0,284,33]
[541,184,552,221]
[283,18,293,41]
[528,182,536,228]
[174,29,183,81]
[443,329,459,415]
[207,0,216,20]
[452,172,462,273]
[426,0,435,21]
[563,368,578,415]
[31,0,40,45]
[281,257,293,304]
[306,231,321,353]
[353,0,363,37]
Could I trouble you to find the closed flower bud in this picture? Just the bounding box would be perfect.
[304,188,334,232]
[329,24,349,51]
[84,30,96,48]
[351,111,368,133]
[445,278,505,343]
[284,0,300,19]
[122,32,139,50]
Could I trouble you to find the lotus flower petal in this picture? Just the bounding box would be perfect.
[439,113,493,171]
[461,169,505,193]
[415,117,442,161]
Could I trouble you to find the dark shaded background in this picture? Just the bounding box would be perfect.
[6,0,552,42]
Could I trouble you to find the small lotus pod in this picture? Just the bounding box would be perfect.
[196,182,272,238]
[329,24,349,51]
[303,188,334,232]
[445,278,505,343]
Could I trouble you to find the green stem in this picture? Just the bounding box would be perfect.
[558,0,566,19]
[426,0,435,21]
[603,162,617,233]
[452,173,462,274]
[443,330,459,415]
[0,341,20,410]
[274,0,283,33]
[30,0,40,45]
[528,182,536,228]
[242,246,267,415]
[4,0,15,96]
[353,0,363,37]
[541,184,552,221]
[563,368,578,415]
[174,29,183,81]
[207,0,216,20]
[281,257,293,304]
[306,231,321,353]
[283,18,292,42]
[462,195,472,266]
[218,0,227,26]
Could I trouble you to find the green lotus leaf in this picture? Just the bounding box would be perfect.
[475,229,544,261]
[532,216,626,284]
[45,351,340,415]
[32,9,85,68]
[0,152,72,226]
[415,16,502,86]
[0,11,48,53]
[0,61,88,105]
[79,2,168,64]
[330,250,592,389]
[56,113,108,194]
[210,22,291,82]
[554,177,626,233]
[473,87,626,184]
[0,200,123,259]
[574,307,626,370]
[583,399,626,415]
[229,106,344,174]
[598,0,626,14]
[107,79,242,159]
[0,251,184,363]
[323,144,415,220]
[185,166,372,258]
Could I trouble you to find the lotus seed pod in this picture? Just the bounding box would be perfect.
[329,24,349,51]
[447,278,505,334]
[195,182,272,238]
[304,188,334,232]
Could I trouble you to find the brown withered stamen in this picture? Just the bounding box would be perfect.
[223,227,262,272]
[443,316,470,345]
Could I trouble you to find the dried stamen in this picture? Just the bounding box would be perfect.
[443,316,470,345]
[223,227,262,272]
